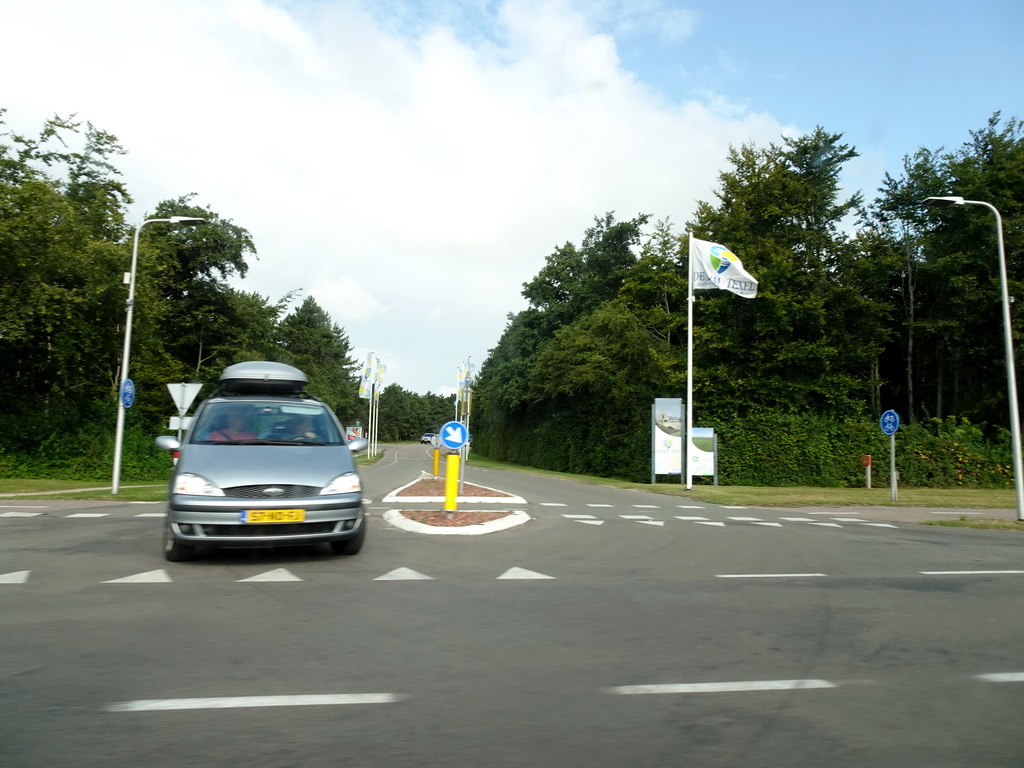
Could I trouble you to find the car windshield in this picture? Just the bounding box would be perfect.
[189,401,342,445]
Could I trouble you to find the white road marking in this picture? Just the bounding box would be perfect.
[694,521,726,527]
[574,520,605,525]
[497,567,556,580]
[619,515,652,520]
[780,517,815,522]
[920,570,1024,576]
[539,502,567,507]
[862,523,898,528]
[610,679,837,694]
[237,569,302,582]
[66,513,109,518]
[637,520,666,526]
[0,505,47,509]
[135,512,167,518]
[106,693,402,712]
[632,505,660,509]
[717,573,827,579]
[832,518,866,522]
[676,505,705,509]
[103,570,172,584]
[0,570,30,584]
[976,673,1024,683]
[374,568,434,581]
[721,506,748,509]
[809,522,843,528]
[562,514,598,519]
[586,504,613,508]
[129,501,160,505]
[0,511,44,517]
[674,516,709,521]
[751,522,784,527]
[728,517,762,521]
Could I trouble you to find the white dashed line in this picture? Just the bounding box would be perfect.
[610,679,837,694]
[717,573,827,579]
[586,504,614,508]
[539,502,567,507]
[976,673,1024,683]
[66,513,110,518]
[562,514,598,519]
[674,515,709,521]
[920,570,1024,576]
[106,693,403,712]
[727,517,762,521]
[0,511,44,517]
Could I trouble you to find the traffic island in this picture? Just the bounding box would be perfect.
[380,473,530,534]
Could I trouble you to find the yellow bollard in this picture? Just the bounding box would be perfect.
[444,453,460,512]
[432,448,440,478]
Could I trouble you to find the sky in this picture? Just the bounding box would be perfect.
[3,0,1022,396]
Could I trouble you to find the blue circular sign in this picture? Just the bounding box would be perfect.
[439,420,468,450]
[120,379,136,409]
[880,409,900,435]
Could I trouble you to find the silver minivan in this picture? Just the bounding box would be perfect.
[155,362,368,562]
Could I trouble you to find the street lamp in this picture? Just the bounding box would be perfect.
[922,196,1023,520]
[111,216,205,494]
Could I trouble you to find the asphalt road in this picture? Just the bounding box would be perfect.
[2,444,1023,767]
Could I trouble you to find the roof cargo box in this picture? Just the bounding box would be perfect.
[218,361,308,394]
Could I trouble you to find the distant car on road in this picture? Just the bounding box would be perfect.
[420,432,436,444]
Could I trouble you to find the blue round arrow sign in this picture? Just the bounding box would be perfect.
[439,420,468,449]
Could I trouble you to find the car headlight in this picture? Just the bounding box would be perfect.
[173,473,225,496]
[321,473,361,495]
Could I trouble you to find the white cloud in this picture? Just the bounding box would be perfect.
[1,0,792,394]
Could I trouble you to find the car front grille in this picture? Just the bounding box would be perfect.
[201,522,338,537]
[222,484,321,499]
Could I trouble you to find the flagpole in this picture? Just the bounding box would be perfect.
[686,233,695,491]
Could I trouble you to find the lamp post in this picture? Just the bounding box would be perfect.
[111,216,205,494]
[923,196,1023,520]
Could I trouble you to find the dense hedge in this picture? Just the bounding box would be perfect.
[0,402,174,482]
[473,406,1015,489]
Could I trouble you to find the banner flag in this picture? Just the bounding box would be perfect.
[358,353,374,400]
[690,237,758,298]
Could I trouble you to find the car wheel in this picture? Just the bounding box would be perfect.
[163,517,196,562]
[329,523,365,556]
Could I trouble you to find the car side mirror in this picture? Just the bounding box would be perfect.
[156,435,182,452]
[347,438,369,453]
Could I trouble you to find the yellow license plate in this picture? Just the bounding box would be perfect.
[241,509,306,523]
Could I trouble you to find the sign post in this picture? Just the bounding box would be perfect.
[439,421,469,515]
[880,410,900,502]
[167,383,203,441]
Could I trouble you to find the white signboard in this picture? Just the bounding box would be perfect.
[690,427,715,477]
[652,398,682,475]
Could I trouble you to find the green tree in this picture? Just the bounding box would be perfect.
[686,127,888,419]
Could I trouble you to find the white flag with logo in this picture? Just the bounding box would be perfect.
[690,237,758,298]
